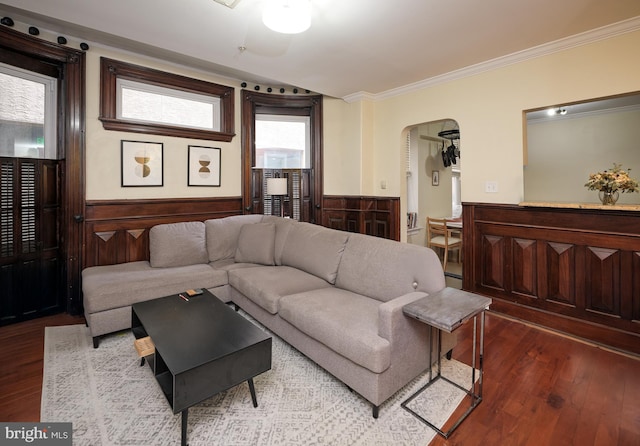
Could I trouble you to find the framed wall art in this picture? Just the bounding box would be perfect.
[432,170,440,186]
[188,145,221,187]
[121,140,163,187]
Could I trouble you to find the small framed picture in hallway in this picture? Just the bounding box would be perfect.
[432,170,440,186]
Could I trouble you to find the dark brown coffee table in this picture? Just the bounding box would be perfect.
[131,290,272,446]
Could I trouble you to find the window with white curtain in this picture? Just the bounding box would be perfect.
[406,128,419,229]
[452,171,462,218]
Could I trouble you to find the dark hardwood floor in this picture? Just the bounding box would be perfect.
[0,311,638,445]
[430,313,640,446]
[0,313,85,422]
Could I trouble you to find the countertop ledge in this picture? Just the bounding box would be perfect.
[519,201,640,211]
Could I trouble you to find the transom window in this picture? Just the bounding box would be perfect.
[99,57,235,142]
[117,79,221,131]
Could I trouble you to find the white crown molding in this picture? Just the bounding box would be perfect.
[342,91,377,103]
[343,16,640,104]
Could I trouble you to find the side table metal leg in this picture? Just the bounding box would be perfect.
[479,311,485,398]
[428,326,433,381]
[181,409,188,446]
[471,315,477,399]
[436,326,442,379]
[248,378,258,408]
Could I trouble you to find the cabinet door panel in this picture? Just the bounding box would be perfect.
[481,234,506,291]
[585,247,620,317]
[544,242,576,306]
[512,238,537,297]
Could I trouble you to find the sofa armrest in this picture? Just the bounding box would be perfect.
[378,291,428,343]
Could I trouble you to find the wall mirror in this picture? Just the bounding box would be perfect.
[523,91,640,204]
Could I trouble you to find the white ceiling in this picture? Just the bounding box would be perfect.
[1,0,640,99]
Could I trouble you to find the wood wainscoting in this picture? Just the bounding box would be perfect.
[83,195,401,269]
[462,202,640,355]
[322,196,400,241]
[83,197,243,268]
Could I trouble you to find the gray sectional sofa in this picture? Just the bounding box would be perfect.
[82,215,456,417]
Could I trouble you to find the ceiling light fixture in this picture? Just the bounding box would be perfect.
[546,107,568,116]
[263,0,311,34]
[212,0,241,8]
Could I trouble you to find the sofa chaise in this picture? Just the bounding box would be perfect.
[82,215,456,417]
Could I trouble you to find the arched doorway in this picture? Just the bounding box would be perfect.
[405,119,461,282]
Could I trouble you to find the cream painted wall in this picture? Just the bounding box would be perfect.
[322,97,362,195]
[328,30,640,240]
[85,47,244,200]
[82,29,640,236]
[525,108,640,204]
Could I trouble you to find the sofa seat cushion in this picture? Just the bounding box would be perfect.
[210,258,263,271]
[278,288,391,373]
[82,261,226,313]
[229,266,332,315]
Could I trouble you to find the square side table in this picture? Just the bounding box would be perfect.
[401,287,491,439]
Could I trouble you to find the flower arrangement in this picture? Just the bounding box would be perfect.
[584,163,639,194]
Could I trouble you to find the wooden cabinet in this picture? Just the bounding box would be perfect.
[322,196,400,241]
[462,202,640,355]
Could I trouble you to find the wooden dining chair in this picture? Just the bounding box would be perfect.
[426,217,462,271]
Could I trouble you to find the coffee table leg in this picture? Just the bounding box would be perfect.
[248,378,258,407]
[181,409,188,446]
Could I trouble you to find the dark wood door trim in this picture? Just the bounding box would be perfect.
[1,26,86,315]
[241,90,323,223]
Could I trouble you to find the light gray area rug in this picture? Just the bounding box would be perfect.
[41,318,473,446]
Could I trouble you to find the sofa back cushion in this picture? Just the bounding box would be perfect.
[280,222,349,284]
[234,222,276,265]
[335,232,445,302]
[149,221,208,268]
[261,215,297,265]
[205,215,264,262]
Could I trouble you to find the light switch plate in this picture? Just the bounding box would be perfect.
[485,181,498,193]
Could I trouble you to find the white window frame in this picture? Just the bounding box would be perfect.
[0,62,57,159]
[116,78,221,131]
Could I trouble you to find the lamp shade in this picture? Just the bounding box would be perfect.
[262,0,311,34]
[266,177,288,195]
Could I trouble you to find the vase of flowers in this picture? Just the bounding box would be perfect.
[584,163,639,205]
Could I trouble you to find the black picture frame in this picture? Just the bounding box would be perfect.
[188,145,221,187]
